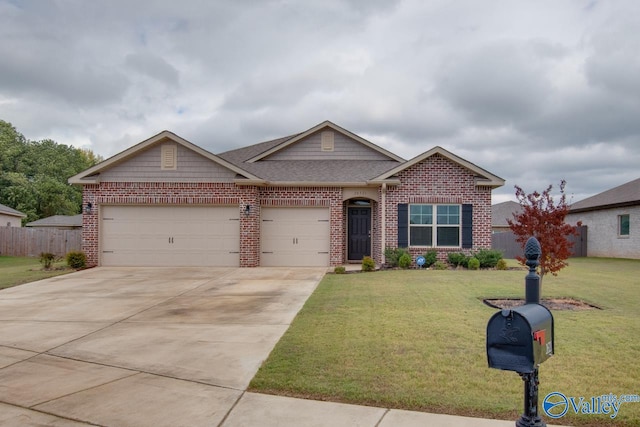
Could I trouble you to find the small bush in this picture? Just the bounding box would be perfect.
[447,252,469,268]
[473,249,503,268]
[468,257,480,270]
[384,247,410,268]
[398,253,412,269]
[423,250,437,268]
[66,251,87,269]
[496,259,508,271]
[362,256,376,272]
[40,252,56,269]
[432,260,448,270]
[334,266,346,274]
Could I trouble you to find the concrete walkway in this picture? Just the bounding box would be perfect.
[0,267,559,426]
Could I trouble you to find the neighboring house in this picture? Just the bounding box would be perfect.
[69,121,505,268]
[0,203,26,227]
[491,201,523,233]
[26,214,83,230]
[566,177,639,259]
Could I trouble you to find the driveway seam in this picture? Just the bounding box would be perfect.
[0,402,104,426]
[217,390,246,427]
[374,408,391,427]
[45,352,247,392]
[30,371,141,409]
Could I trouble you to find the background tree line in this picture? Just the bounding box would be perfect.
[0,120,102,224]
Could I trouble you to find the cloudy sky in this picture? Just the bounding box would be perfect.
[1,0,639,203]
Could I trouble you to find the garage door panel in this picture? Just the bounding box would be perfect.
[261,207,329,267]
[101,206,240,267]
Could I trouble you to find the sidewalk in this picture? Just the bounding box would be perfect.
[221,392,565,427]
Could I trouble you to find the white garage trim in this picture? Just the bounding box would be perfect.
[260,207,330,267]
[100,205,240,266]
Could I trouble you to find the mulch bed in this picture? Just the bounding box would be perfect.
[484,298,600,310]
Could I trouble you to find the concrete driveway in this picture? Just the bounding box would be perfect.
[0,267,325,427]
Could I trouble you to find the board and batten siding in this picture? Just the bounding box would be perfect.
[100,143,237,183]
[266,131,391,161]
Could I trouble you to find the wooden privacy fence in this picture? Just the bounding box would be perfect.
[492,226,588,259]
[0,227,81,257]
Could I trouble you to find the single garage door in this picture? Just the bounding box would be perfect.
[101,205,240,266]
[261,207,330,267]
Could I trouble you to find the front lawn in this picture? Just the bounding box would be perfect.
[0,256,72,290]
[250,258,640,426]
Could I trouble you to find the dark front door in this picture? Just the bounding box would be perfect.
[348,207,371,260]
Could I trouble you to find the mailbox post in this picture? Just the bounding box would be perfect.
[486,236,552,427]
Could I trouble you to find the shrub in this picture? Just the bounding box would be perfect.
[398,253,412,269]
[468,257,480,270]
[40,252,56,269]
[447,252,469,268]
[473,249,503,268]
[362,256,376,272]
[66,251,87,269]
[384,247,410,268]
[334,266,346,274]
[496,259,508,270]
[433,260,448,270]
[423,250,437,268]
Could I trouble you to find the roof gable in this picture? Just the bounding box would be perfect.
[69,131,263,185]
[247,121,405,163]
[371,146,505,188]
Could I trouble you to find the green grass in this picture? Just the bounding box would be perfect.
[0,256,73,290]
[250,258,640,426]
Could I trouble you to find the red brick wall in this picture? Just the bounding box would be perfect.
[81,183,345,267]
[383,153,493,262]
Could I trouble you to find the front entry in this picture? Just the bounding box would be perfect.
[348,206,371,261]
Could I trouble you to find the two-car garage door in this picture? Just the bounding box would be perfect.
[101,206,240,267]
[100,206,330,267]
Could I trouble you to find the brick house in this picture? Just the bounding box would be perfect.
[69,121,504,267]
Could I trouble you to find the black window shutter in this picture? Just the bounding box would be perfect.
[398,204,408,248]
[462,204,473,249]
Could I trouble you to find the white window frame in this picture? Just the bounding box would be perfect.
[409,204,461,248]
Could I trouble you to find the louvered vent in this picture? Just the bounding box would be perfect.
[321,131,334,152]
[161,144,177,170]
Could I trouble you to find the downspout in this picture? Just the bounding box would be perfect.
[381,182,387,264]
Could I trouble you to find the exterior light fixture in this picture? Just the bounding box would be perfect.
[244,204,251,216]
[84,202,93,214]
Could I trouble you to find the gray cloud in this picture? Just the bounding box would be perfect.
[125,52,180,87]
[1,0,639,204]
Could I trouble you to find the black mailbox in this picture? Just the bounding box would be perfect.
[486,303,554,374]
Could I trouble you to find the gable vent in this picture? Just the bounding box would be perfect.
[161,144,177,170]
[321,131,334,152]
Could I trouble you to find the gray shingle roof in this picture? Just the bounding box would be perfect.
[0,203,26,217]
[217,134,299,166]
[492,201,523,227]
[26,214,82,228]
[238,160,401,183]
[570,177,640,212]
[217,133,402,183]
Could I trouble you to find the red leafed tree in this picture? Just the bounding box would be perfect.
[507,180,581,282]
